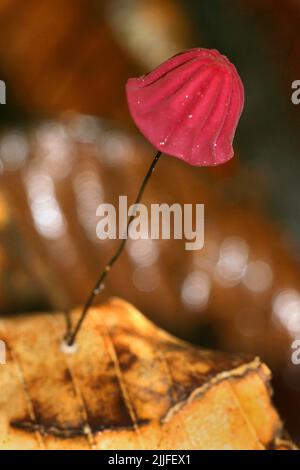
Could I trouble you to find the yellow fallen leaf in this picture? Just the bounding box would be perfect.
[0,298,296,450]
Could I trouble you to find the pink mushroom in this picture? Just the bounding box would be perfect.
[126,48,244,166]
[67,48,245,345]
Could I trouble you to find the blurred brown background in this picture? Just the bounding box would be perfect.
[0,0,300,444]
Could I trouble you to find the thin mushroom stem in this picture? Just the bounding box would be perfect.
[66,150,162,346]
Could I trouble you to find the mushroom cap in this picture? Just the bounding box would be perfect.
[126,48,244,166]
